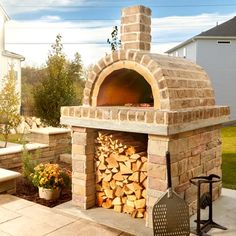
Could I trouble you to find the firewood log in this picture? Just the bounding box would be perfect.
[104,189,114,199]
[134,199,146,209]
[102,198,112,209]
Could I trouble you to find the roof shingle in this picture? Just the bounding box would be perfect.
[198,16,236,37]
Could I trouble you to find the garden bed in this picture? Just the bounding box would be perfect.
[13,161,72,207]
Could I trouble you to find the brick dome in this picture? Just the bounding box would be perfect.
[83,50,215,110]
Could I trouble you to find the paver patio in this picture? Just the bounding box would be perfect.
[0,188,236,236]
[0,194,131,236]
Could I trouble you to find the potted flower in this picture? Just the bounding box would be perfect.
[31,163,71,200]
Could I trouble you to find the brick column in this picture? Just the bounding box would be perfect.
[146,134,169,227]
[71,127,96,209]
[121,5,151,51]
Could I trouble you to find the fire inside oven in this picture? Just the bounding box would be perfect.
[97,69,153,107]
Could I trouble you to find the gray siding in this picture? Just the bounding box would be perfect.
[169,41,197,62]
[197,39,236,120]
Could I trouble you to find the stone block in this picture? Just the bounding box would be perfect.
[178,159,188,175]
[72,132,95,145]
[148,154,166,165]
[188,154,201,169]
[148,163,166,180]
[174,182,191,194]
[148,139,168,156]
[72,144,95,155]
[148,177,167,192]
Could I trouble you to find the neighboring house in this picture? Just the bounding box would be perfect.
[0,5,24,109]
[166,17,236,121]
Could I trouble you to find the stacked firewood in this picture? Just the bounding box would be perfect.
[95,131,147,218]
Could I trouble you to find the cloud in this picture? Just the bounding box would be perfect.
[5,12,236,68]
[40,15,61,21]
[1,0,86,15]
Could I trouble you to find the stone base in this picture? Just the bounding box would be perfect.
[0,168,21,194]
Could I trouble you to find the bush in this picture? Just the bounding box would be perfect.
[21,145,39,181]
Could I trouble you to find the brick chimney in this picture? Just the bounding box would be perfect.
[121,5,151,51]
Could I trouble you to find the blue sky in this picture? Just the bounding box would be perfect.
[2,0,236,67]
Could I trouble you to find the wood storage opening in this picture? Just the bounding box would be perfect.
[95,130,148,219]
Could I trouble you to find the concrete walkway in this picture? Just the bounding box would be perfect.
[0,188,236,236]
[0,194,131,236]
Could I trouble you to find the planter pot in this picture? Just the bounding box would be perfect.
[38,187,61,200]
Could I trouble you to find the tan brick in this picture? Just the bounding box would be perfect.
[72,153,94,161]
[148,154,166,164]
[188,154,200,169]
[122,5,151,16]
[148,177,167,192]
[178,159,188,175]
[192,145,205,156]
[73,183,95,196]
[72,132,95,145]
[174,182,191,194]
[148,139,168,156]
[148,163,166,180]
[171,162,178,177]
[121,33,137,42]
[73,172,95,181]
[72,160,84,173]
[191,165,203,177]
[72,144,95,155]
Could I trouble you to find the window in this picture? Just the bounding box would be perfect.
[175,51,179,57]
[183,48,186,58]
[217,40,231,45]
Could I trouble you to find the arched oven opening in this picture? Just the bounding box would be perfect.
[97,69,154,107]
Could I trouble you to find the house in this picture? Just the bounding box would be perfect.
[0,4,24,108]
[166,16,236,120]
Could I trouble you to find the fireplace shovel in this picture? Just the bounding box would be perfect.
[152,151,190,236]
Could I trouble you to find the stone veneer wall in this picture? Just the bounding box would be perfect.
[146,125,222,227]
[70,124,223,228]
[0,128,71,171]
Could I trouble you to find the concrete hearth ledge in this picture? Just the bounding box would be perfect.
[30,127,70,135]
[0,168,21,182]
[55,188,236,236]
[0,143,48,155]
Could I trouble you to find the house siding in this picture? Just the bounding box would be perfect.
[0,8,22,110]
[197,39,236,120]
[168,41,197,62]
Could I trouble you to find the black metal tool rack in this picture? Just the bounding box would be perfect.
[190,174,227,236]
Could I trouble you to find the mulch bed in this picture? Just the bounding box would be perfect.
[13,161,72,208]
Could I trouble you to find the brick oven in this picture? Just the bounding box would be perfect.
[60,5,230,228]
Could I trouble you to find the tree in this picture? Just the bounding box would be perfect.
[34,34,81,127]
[66,52,85,105]
[0,64,21,147]
[21,66,46,116]
[107,26,121,51]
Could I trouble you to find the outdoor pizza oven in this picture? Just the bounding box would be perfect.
[60,5,230,228]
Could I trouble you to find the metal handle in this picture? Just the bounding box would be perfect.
[166,151,172,189]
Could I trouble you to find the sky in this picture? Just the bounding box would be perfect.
[2,0,236,68]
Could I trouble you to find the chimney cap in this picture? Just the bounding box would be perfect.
[122,5,152,16]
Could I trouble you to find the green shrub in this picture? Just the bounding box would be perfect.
[21,145,39,181]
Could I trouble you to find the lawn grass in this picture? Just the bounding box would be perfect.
[221,126,236,189]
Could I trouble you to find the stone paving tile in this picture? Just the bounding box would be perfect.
[0,216,56,236]
[46,220,124,236]
[0,230,11,236]
[16,204,76,228]
[0,206,21,224]
[0,194,34,211]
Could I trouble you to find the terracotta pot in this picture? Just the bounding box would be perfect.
[38,187,61,200]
